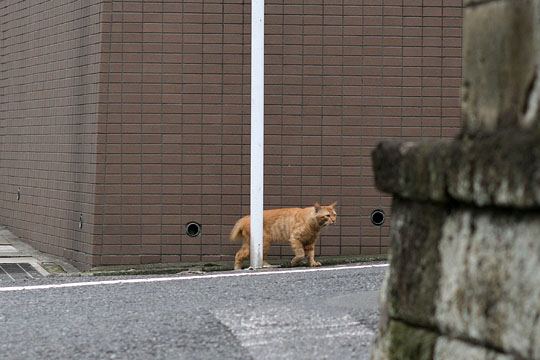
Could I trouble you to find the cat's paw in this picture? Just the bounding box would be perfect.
[309,261,322,267]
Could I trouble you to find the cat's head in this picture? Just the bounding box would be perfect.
[314,202,337,227]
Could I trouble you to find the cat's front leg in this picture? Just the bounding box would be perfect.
[304,244,321,267]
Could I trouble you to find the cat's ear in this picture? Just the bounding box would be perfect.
[329,201,337,208]
[314,202,321,212]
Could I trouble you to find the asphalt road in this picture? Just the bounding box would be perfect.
[0,264,387,360]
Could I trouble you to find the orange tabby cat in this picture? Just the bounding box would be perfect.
[230,202,337,270]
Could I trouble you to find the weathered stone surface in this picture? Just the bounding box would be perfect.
[372,202,540,359]
[463,0,489,6]
[384,199,445,327]
[447,131,540,208]
[373,130,540,209]
[462,0,536,134]
[371,320,438,360]
[522,0,540,128]
[372,0,540,359]
[437,208,540,359]
[434,337,513,360]
[372,140,452,203]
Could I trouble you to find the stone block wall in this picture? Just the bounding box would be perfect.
[371,0,540,358]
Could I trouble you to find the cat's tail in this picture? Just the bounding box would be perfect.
[230,217,247,242]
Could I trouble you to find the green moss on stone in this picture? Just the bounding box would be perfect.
[387,321,438,360]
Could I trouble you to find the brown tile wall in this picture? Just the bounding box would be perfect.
[1,0,462,269]
[0,0,103,269]
[95,0,462,267]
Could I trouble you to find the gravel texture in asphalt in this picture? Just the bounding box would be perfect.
[0,264,387,360]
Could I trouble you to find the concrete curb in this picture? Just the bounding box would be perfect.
[0,226,388,277]
[0,226,80,276]
[86,254,389,277]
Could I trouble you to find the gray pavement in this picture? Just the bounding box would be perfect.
[0,264,387,360]
[0,226,78,278]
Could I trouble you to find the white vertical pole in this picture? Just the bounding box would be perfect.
[250,0,264,269]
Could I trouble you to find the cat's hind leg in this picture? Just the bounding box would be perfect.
[234,242,249,270]
[262,239,279,268]
[289,238,306,266]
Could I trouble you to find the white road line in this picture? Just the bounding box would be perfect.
[0,265,16,281]
[0,263,389,292]
[17,263,34,279]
